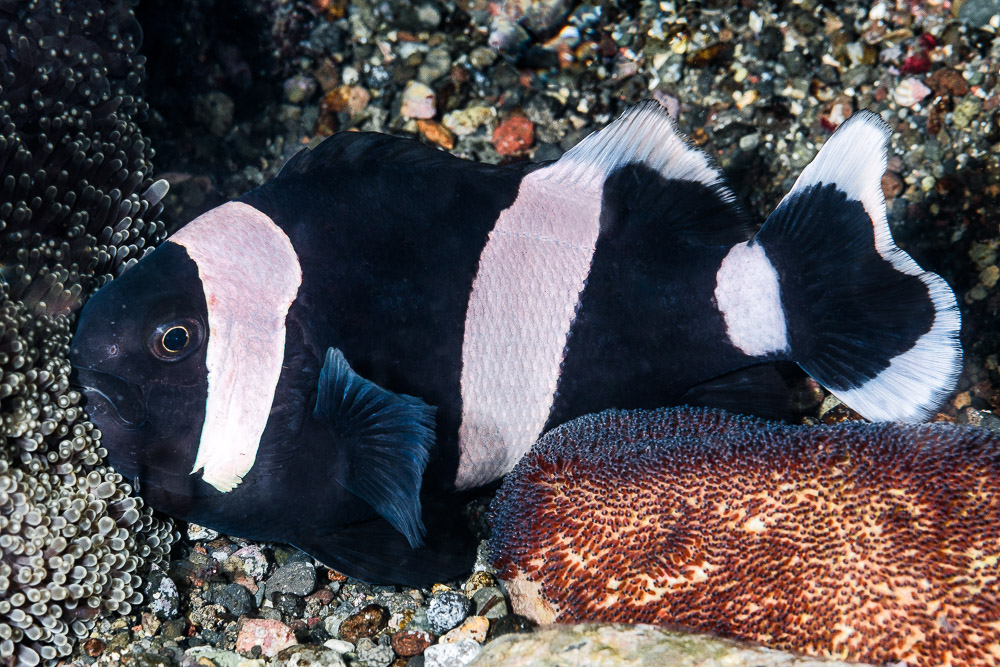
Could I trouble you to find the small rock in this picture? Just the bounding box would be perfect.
[338,604,389,642]
[190,603,228,631]
[143,564,181,619]
[469,46,497,68]
[284,75,317,104]
[738,133,761,152]
[401,81,437,119]
[486,614,532,640]
[355,637,394,667]
[160,618,187,641]
[427,591,471,635]
[186,647,245,667]
[223,545,270,581]
[443,105,496,136]
[273,644,347,667]
[322,85,371,117]
[236,619,298,658]
[953,97,983,129]
[424,639,482,667]
[440,616,489,644]
[957,0,1000,28]
[892,77,931,108]
[881,172,904,199]
[206,582,256,617]
[84,638,105,657]
[926,68,969,98]
[463,572,496,595]
[418,48,452,84]
[493,115,535,156]
[322,639,355,655]
[415,3,442,29]
[391,629,434,657]
[273,592,306,617]
[131,654,172,667]
[471,587,509,620]
[417,120,456,150]
[266,562,317,600]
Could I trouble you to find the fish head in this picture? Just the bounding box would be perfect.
[70,241,209,501]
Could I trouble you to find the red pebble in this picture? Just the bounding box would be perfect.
[492,114,535,156]
[900,51,931,74]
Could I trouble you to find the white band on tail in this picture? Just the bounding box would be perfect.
[714,241,789,358]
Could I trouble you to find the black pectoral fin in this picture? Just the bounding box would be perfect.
[314,348,436,549]
[294,503,477,586]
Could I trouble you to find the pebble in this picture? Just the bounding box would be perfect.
[391,629,434,657]
[417,120,456,149]
[323,639,355,655]
[322,85,371,117]
[266,562,317,600]
[470,587,509,620]
[206,582,256,617]
[493,114,535,156]
[338,604,389,642]
[953,97,983,129]
[284,75,318,104]
[427,591,471,635]
[892,77,931,108]
[400,81,437,119]
[738,133,761,152]
[440,615,489,643]
[881,172,904,199]
[469,46,497,68]
[223,545,270,581]
[273,592,306,617]
[958,0,1000,27]
[143,564,181,619]
[186,647,246,667]
[423,639,483,667]
[443,105,496,136]
[272,645,347,666]
[355,637,395,667]
[418,48,452,84]
[236,618,298,657]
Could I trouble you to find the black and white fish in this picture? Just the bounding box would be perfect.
[69,102,961,584]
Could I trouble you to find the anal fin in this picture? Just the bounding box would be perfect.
[681,364,797,422]
[295,500,477,586]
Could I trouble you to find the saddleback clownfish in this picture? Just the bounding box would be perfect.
[69,102,961,585]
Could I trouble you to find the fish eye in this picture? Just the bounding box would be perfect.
[163,326,189,352]
[149,319,202,361]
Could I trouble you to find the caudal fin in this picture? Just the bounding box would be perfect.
[752,110,961,422]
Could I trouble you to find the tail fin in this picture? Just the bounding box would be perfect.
[752,110,961,422]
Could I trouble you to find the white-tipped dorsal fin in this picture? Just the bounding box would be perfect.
[554,100,733,200]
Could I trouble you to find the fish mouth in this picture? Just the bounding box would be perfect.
[70,366,149,430]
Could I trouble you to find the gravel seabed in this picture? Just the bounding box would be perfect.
[71,0,1000,665]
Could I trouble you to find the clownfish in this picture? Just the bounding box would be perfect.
[69,102,961,584]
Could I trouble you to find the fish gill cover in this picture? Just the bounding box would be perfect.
[0,0,175,663]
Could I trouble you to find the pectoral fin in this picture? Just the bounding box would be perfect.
[314,348,436,548]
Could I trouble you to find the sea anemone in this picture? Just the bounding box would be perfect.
[0,0,175,662]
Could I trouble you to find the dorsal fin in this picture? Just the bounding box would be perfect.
[557,100,735,203]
